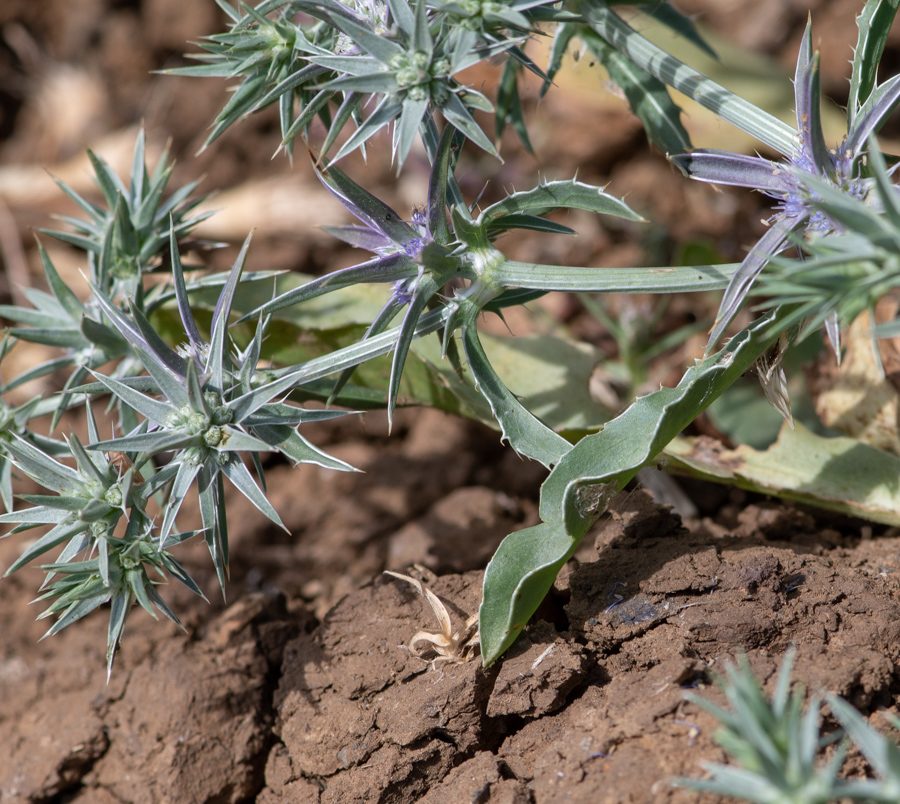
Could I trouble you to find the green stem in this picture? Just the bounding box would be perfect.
[499,260,738,293]
[581,4,797,157]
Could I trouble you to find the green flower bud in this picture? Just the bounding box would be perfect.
[104,486,123,507]
[203,426,223,447]
[396,66,419,87]
[188,412,210,433]
[121,554,140,571]
[388,53,408,70]
[212,406,233,425]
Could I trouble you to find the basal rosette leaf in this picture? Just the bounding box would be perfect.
[479,308,788,664]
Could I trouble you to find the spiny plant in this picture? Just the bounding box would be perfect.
[2,0,900,684]
[674,649,900,803]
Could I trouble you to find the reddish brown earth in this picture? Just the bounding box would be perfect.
[2,1,900,802]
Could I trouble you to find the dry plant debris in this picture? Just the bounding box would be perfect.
[384,570,480,666]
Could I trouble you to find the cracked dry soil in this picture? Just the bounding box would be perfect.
[4,1,900,800]
[3,407,900,804]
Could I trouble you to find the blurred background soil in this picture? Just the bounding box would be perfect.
[2,1,900,802]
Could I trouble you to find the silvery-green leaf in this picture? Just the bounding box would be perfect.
[36,241,85,321]
[86,148,128,208]
[308,54,385,76]
[542,21,577,98]
[146,585,183,627]
[91,430,200,456]
[169,228,205,353]
[196,464,228,589]
[387,0,416,38]
[113,193,140,260]
[387,276,439,424]
[496,57,533,152]
[845,74,900,156]
[708,218,801,350]
[315,158,418,243]
[129,302,189,378]
[848,0,900,124]
[42,593,108,640]
[828,693,900,782]
[77,498,114,524]
[220,453,286,529]
[427,124,457,242]
[239,254,416,322]
[0,506,68,525]
[580,26,690,156]
[320,91,363,157]
[18,495,85,512]
[1,357,76,392]
[217,427,276,453]
[0,303,68,329]
[208,233,251,392]
[279,87,336,144]
[89,373,174,426]
[159,551,206,597]
[395,95,429,167]
[159,459,202,545]
[5,435,81,494]
[441,92,497,157]
[67,433,107,486]
[49,175,104,222]
[481,178,643,224]
[452,34,521,73]
[411,0,431,57]
[81,315,127,354]
[90,290,189,406]
[5,518,88,576]
[127,567,156,619]
[251,424,358,471]
[129,128,146,208]
[331,95,405,164]
[253,62,328,111]
[496,259,737,294]
[4,327,84,349]
[462,325,569,468]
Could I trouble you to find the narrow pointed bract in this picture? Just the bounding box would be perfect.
[671,19,899,350]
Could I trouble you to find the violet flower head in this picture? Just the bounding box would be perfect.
[670,20,900,348]
[242,128,464,423]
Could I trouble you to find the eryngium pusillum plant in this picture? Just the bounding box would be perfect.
[675,649,900,803]
[1,0,900,681]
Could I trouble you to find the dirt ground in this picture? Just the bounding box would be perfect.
[2,1,900,802]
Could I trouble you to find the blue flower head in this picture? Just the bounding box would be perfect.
[671,19,900,347]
